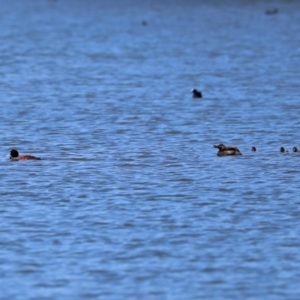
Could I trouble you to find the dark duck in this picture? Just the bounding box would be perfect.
[265,8,278,15]
[191,89,202,98]
[10,149,41,160]
[214,144,242,156]
[293,147,299,152]
[280,147,288,153]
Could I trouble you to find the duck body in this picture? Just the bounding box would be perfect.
[191,88,202,98]
[10,149,41,160]
[293,147,299,153]
[214,143,242,156]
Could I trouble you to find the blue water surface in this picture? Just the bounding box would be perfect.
[1,0,300,299]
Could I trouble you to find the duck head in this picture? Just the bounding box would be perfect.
[213,144,226,151]
[10,149,19,158]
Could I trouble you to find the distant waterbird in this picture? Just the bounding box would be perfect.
[191,89,202,98]
[10,149,41,160]
[280,147,288,153]
[265,8,278,15]
[213,144,242,156]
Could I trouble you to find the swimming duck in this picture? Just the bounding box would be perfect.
[293,147,299,152]
[191,89,202,98]
[251,146,257,152]
[265,8,278,15]
[213,144,242,156]
[10,149,41,160]
[280,147,288,153]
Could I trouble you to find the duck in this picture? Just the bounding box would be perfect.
[191,88,202,98]
[293,147,299,152]
[213,143,242,156]
[265,8,278,15]
[10,149,41,160]
[280,147,288,153]
[251,146,257,152]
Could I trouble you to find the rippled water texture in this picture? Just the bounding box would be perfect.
[1,0,300,299]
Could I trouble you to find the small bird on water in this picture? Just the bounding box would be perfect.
[265,8,278,15]
[213,144,242,156]
[10,149,41,160]
[191,88,202,98]
[280,147,288,153]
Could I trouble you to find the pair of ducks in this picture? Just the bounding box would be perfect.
[214,144,300,156]
[11,145,243,159]
[280,147,299,153]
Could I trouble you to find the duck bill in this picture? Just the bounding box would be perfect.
[213,144,219,148]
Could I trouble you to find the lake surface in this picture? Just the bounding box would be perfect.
[1,0,300,299]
